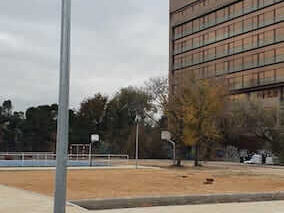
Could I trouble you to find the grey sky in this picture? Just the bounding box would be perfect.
[0,0,169,111]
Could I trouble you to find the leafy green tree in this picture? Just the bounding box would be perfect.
[22,104,58,151]
[104,86,154,155]
[70,93,108,146]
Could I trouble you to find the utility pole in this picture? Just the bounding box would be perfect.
[53,0,71,213]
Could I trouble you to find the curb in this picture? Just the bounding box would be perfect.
[70,192,284,210]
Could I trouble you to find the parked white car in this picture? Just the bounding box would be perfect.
[265,156,280,165]
[244,154,262,164]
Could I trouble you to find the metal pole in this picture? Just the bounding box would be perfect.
[89,142,92,167]
[169,140,176,165]
[135,122,139,169]
[172,142,175,164]
[53,0,71,213]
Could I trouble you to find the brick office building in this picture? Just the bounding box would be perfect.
[169,0,284,126]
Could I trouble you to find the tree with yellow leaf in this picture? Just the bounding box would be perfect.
[167,73,227,166]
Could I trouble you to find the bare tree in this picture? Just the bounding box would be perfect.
[144,76,168,114]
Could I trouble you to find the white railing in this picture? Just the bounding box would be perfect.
[0,153,129,167]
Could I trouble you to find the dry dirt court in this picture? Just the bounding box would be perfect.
[0,165,284,200]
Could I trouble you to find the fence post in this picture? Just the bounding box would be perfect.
[108,154,111,166]
[45,153,48,167]
[22,153,25,167]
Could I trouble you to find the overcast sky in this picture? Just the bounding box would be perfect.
[0,0,169,112]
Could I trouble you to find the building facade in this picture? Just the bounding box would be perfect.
[169,0,284,126]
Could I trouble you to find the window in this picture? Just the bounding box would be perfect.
[208,30,216,43]
[252,35,258,48]
[252,16,258,29]
[234,2,243,16]
[276,47,284,62]
[258,0,264,8]
[259,52,265,66]
[216,28,225,41]
[234,39,243,53]
[203,33,210,45]
[229,5,235,18]
[216,9,225,23]
[208,13,216,26]
[244,55,254,69]
[193,19,200,32]
[258,14,265,27]
[184,22,193,35]
[193,37,201,48]
[264,11,274,25]
[265,50,275,64]
[243,0,252,13]
[186,39,193,50]
[203,15,210,28]
[229,42,234,54]
[276,68,284,81]
[243,36,253,50]
[208,64,215,76]
[174,26,182,38]
[204,49,209,61]
[234,58,243,71]
[234,21,243,35]
[207,48,216,60]
[264,30,274,45]
[216,45,228,58]
[243,18,253,32]
[276,7,284,21]
[193,52,201,64]
[223,26,229,39]
[264,0,275,7]
[229,24,234,36]
[276,28,284,42]
[174,42,181,53]
[259,33,265,46]
[185,55,192,66]
[216,63,225,75]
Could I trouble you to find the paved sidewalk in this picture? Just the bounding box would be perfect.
[0,185,84,213]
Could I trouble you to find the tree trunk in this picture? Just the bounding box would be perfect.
[194,144,199,167]
[175,143,183,167]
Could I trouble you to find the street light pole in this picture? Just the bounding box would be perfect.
[89,142,92,167]
[53,0,71,213]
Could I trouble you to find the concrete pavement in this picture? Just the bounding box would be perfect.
[92,201,284,213]
[0,185,83,213]
[1,184,284,213]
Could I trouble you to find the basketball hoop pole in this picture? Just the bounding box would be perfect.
[53,0,71,213]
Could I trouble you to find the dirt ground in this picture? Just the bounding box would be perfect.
[0,164,284,200]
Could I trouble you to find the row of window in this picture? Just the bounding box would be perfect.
[174,7,284,55]
[181,46,284,79]
[173,0,233,24]
[230,88,279,100]
[173,0,283,39]
[174,28,284,69]
[227,67,284,90]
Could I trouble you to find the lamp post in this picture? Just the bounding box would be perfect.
[135,115,141,169]
[53,0,71,213]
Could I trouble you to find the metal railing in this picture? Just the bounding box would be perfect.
[0,153,129,167]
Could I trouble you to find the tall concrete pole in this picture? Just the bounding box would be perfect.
[53,0,71,213]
